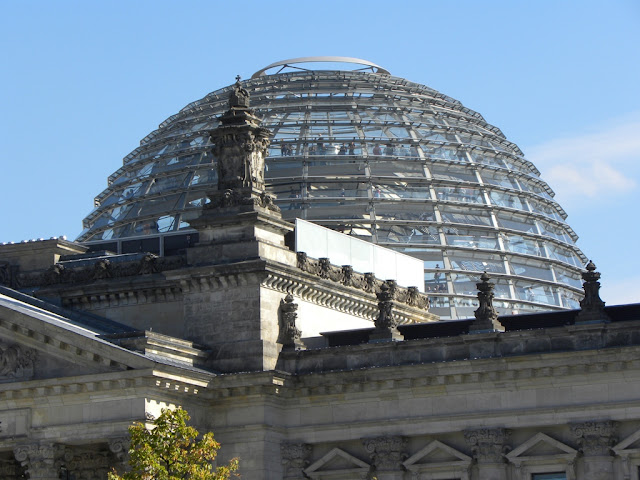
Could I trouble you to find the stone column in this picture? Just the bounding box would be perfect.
[464,428,510,480]
[281,442,311,479]
[571,421,617,480]
[14,443,62,480]
[362,436,407,480]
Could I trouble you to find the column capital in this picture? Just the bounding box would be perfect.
[464,427,511,463]
[362,435,408,471]
[14,442,63,480]
[571,421,617,456]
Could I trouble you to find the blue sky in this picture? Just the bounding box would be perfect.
[1,0,639,304]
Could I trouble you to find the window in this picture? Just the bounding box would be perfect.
[532,474,566,480]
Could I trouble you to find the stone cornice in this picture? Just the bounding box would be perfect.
[270,344,640,401]
[0,367,214,403]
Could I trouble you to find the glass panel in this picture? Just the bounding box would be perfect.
[374,181,431,200]
[374,203,435,222]
[435,186,483,204]
[440,206,492,226]
[509,260,554,281]
[496,213,538,234]
[490,191,526,209]
[448,253,506,274]
[445,228,499,249]
[503,234,545,257]
[369,160,426,177]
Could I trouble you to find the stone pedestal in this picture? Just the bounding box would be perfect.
[179,201,296,372]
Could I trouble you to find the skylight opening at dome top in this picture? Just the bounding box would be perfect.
[79,60,588,320]
[251,56,391,78]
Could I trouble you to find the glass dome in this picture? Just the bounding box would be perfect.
[78,57,587,319]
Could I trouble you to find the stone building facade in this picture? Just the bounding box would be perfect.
[0,77,639,480]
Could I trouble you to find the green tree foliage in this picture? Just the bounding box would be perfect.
[108,407,239,480]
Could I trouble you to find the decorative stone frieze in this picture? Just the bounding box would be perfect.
[464,428,511,463]
[362,435,408,471]
[571,421,617,456]
[281,442,312,479]
[18,254,186,288]
[14,443,63,479]
[295,252,429,310]
[279,294,304,350]
[62,447,112,480]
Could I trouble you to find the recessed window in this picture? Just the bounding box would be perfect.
[532,473,566,480]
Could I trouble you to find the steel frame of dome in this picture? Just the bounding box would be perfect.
[78,59,588,319]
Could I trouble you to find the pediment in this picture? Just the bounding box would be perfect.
[304,447,370,479]
[403,440,471,471]
[613,428,640,454]
[0,290,155,381]
[0,338,118,384]
[507,433,577,462]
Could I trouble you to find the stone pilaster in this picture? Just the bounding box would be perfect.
[14,443,62,480]
[571,421,617,480]
[362,435,407,480]
[281,442,312,479]
[464,428,510,480]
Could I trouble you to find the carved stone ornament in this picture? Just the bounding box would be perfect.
[206,188,279,212]
[375,281,398,331]
[0,261,20,289]
[279,294,304,350]
[17,255,186,288]
[464,428,511,463]
[138,253,160,275]
[281,442,312,479]
[571,421,617,456]
[470,272,504,332]
[295,252,430,311]
[108,437,131,465]
[0,343,36,381]
[209,77,272,194]
[14,443,64,479]
[362,435,408,471]
[576,260,609,323]
[61,447,112,480]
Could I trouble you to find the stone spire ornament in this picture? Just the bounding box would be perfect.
[206,76,278,211]
[469,272,504,333]
[576,260,610,324]
[369,280,404,342]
